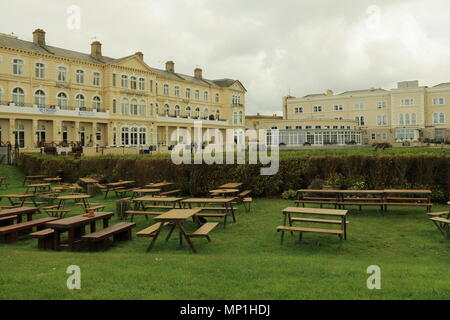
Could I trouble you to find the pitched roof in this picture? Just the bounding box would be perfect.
[0,33,116,64]
[0,32,246,90]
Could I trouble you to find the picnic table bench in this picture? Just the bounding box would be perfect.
[278,207,348,247]
[23,175,47,186]
[3,194,43,211]
[383,189,432,212]
[25,183,52,194]
[45,211,113,251]
[296,189,340,208]
[182,198,237,228]
[0,207,37,223]
[81,222,136,251]
[427,211,450,239]
[101,181,135,198]
[140,209,218,254]
[0,217,59,243]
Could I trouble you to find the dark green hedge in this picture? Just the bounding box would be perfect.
[16,153,450,201]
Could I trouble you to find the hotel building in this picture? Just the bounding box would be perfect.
[250,80,450,147]
[0,29,246,152]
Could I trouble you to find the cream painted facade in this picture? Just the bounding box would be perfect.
[281,80,450,145]
[0,29,246,150]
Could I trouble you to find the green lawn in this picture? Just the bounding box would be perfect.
[0,165,449,300]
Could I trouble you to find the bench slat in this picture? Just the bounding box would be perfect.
[0,217,58,234]
[82,222,136,240]
[136,222,166,237]
[291,217,348,225]
[29,228,54,238]
[191,222,219,236]
[277,226,343,235]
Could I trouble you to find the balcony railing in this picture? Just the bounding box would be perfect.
[0,101,107,113]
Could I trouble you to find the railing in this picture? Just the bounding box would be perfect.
[0,101,107,113]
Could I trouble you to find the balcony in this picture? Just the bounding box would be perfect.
[0,102,110,119]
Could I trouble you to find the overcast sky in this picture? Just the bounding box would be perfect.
[1,0,450,115]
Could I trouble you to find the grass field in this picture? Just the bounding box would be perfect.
[0,164,449,300]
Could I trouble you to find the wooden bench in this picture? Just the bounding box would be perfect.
[337,201,385,211]
[429,216,450,239]
[0,215,17,226]
[0,217,59,243]
[238,190,252,198]
[29,228,55,250]
[159,189,181,196]
[114,188,134,198]
[82,222,136,251]
[277,226,344,247]
[145,205,174,210]
[136,222,168,238]
[188,222,219,242]
[243,197,253,212]
[295,200,338,208]
[385,202,432,212]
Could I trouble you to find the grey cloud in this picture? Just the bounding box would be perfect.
[1,0,450,115]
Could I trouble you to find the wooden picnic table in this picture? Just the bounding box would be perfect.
[133,196,183,210]
[79,177,99,184]
[147,209,202,253]
[23,175,47,186]
[281,207,349,243]
[25,183,52,194]
[131,188,161,197]
[42,177,62,184]
[145,181,174,189]
[0,207,37,223]
[57,194,91,209]
[181,198,237,226]
[46,211,113,251]
[209,189,240,197]
[102,181,135,198]
[2,194,41,209]
[219,182,243,189]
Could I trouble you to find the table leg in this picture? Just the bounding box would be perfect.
[146,223,164,252]
[165,223,176,242]
[67,228,74,251]
[54,230,61,250]
[27,213,33,221]
[228,203,236,223]
[103,217,110,228]
[177,222,197,254]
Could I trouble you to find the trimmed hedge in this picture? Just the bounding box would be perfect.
[16,153,450,202]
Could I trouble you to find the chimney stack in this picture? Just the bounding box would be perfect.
[194,68,203,79]
[33,28,46,46]
[90,41,102,59]
[135,51,144,60]
[165,61,175,72]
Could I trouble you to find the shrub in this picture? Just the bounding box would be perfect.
[281,189,298,200]
[16,152,450,200]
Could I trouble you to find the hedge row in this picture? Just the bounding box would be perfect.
[16,153,450,202]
